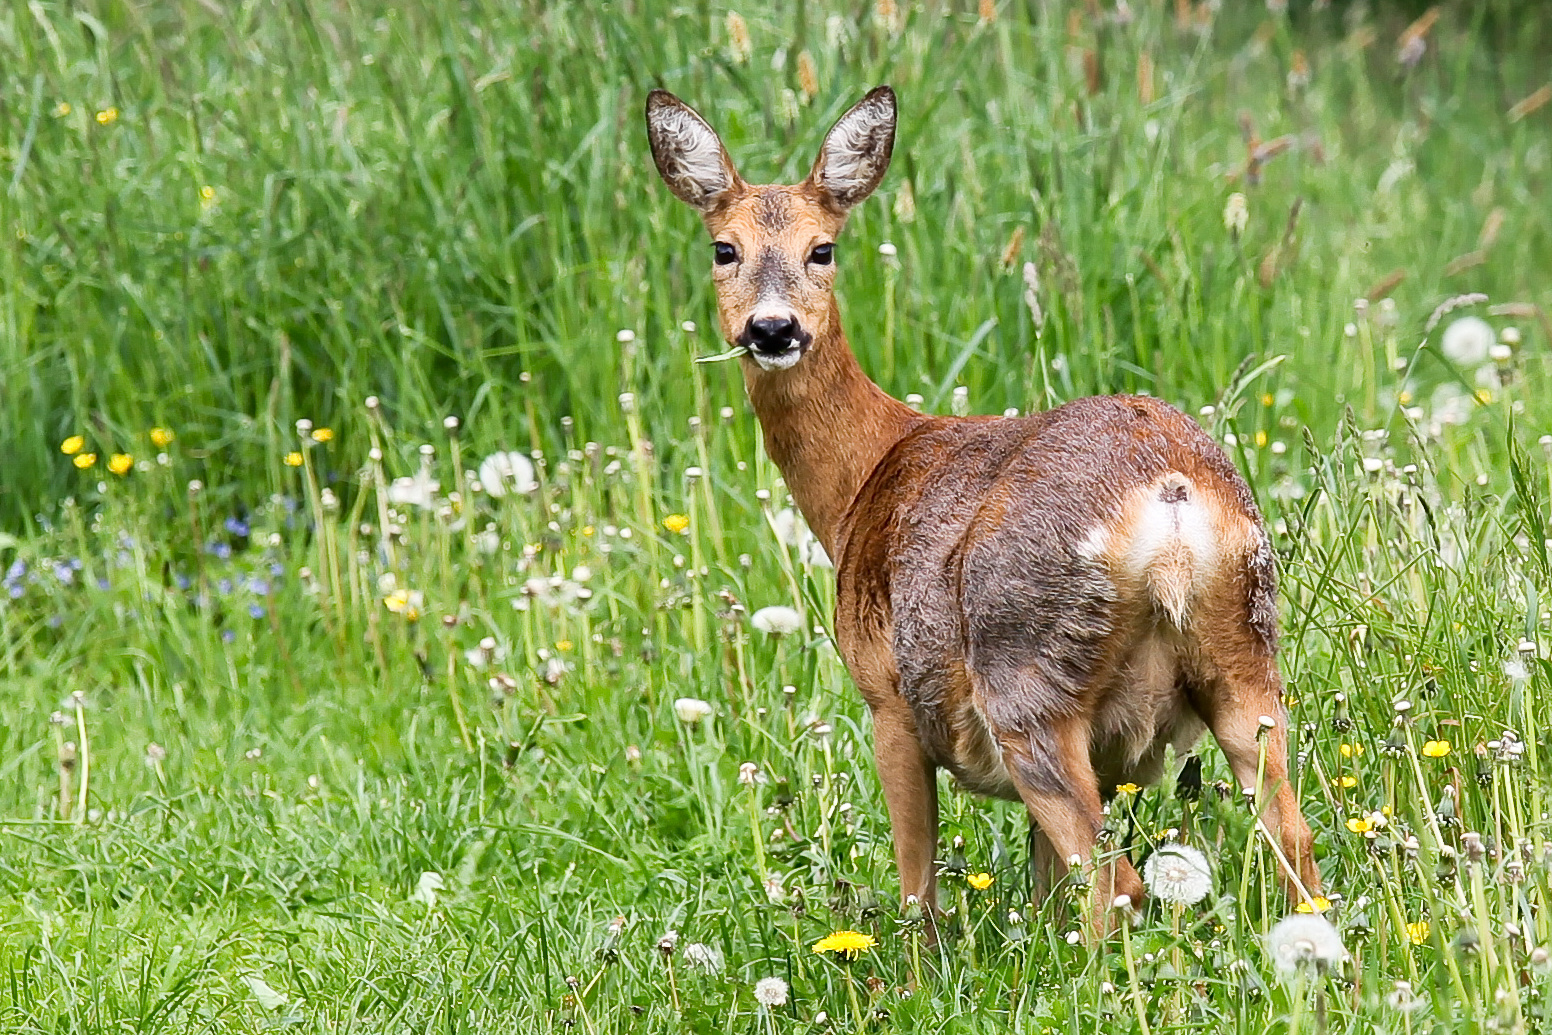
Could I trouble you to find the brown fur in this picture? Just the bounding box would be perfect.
[646,86,1319,936]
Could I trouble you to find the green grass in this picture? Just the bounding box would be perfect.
[2,0,1551,1031]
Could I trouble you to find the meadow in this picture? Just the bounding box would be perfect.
[1,0,1551,1030]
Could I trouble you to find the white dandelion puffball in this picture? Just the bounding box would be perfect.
[410,870,445,907]
[243,975,289,1011]
[753,976,789,1008]
[751,605,803,635]
[673,697,714,725]
[1440,316,1494,366]
[1267,913,1348,978]
[1143,843,1212,906]
[386,471,439,510]
[478,451,538,497]
[682,942,725,974]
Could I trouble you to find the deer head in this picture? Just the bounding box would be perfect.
[645,86,896,372]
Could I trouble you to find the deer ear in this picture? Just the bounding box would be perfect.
[646,90,743,211]
[807,86,896,210]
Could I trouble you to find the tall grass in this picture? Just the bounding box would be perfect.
[1,0,1550,1031]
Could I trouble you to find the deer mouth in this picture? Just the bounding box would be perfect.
[738,319,812,371]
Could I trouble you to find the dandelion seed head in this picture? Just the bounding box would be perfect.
[753,976,789,1007]
[477,451,537,497]
[673,697,713,725]
[682,942,724,973]
[1441,316,1494,366]
[751,605,802,635]
[1267,914,1347,978]
[1224,192,1249,237]
[1143,843,1212,906]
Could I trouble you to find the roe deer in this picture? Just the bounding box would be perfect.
[645,85,1319,932]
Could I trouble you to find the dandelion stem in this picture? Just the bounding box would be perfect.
[73,697,89,822]
[1118,910,1153,1035]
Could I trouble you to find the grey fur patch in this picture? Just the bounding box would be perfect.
[754,191,792,229]
[752,247,800,300]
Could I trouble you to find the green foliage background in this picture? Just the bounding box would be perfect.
[1,0,1551,1031]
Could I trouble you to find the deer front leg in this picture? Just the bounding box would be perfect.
[870,699,940,925]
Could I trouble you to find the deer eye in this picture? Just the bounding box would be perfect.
[713,242,739,265]
[808,243,834,265]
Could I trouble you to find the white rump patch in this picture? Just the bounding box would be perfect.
[1122,474,1219,626]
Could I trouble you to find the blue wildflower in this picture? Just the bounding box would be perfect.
[5,560,24,581]
[248,578,270,596]
[224,516,250,537]
[217,578,234,595]
[221,629,235,643]
[96,577,111,591]
[248,603,266,620]
[206,541,232,560]
[175,574,192,590]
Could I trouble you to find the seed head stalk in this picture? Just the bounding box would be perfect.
[1118,907,1153,1035]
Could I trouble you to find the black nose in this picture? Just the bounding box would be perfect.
[746,316,801,353]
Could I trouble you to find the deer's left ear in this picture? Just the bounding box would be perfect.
[806,86,896,211]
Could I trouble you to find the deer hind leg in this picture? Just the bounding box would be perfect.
[996,707,1143,937]
[1189,574,1319,902]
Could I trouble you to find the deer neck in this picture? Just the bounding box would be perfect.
[743,313,922,556]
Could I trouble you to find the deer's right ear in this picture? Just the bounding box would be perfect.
[646,90,742,211]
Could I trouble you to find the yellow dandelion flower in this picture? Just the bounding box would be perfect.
[74,452,97,469]
[283,452,304,467]
[1474,388,1494,404]
[1294,896,1332,914]
[53,102,72,117]
[1407,921,1429,945]
[61,435,85,455]
[662,514,689,534]
[1114,783,1141,795]
[108,453,133,475]
[581,525,595,537]
[383,589,422,622]
[1255,430,1269,448]
[967,872,994,890]
[96,106,118,125]
[1261,393,1275,406]
[1421,740,1451,758]
[1345,816,1371,834]
[311,427,334,443]
[556,640,574,652]
[812,930,876,959]
[1337,775,1357,789]
[1339,743,1363,758]
[149,427,174,448]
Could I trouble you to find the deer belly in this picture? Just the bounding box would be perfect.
[944,700,1023,801]
[1091,632,1206,788]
